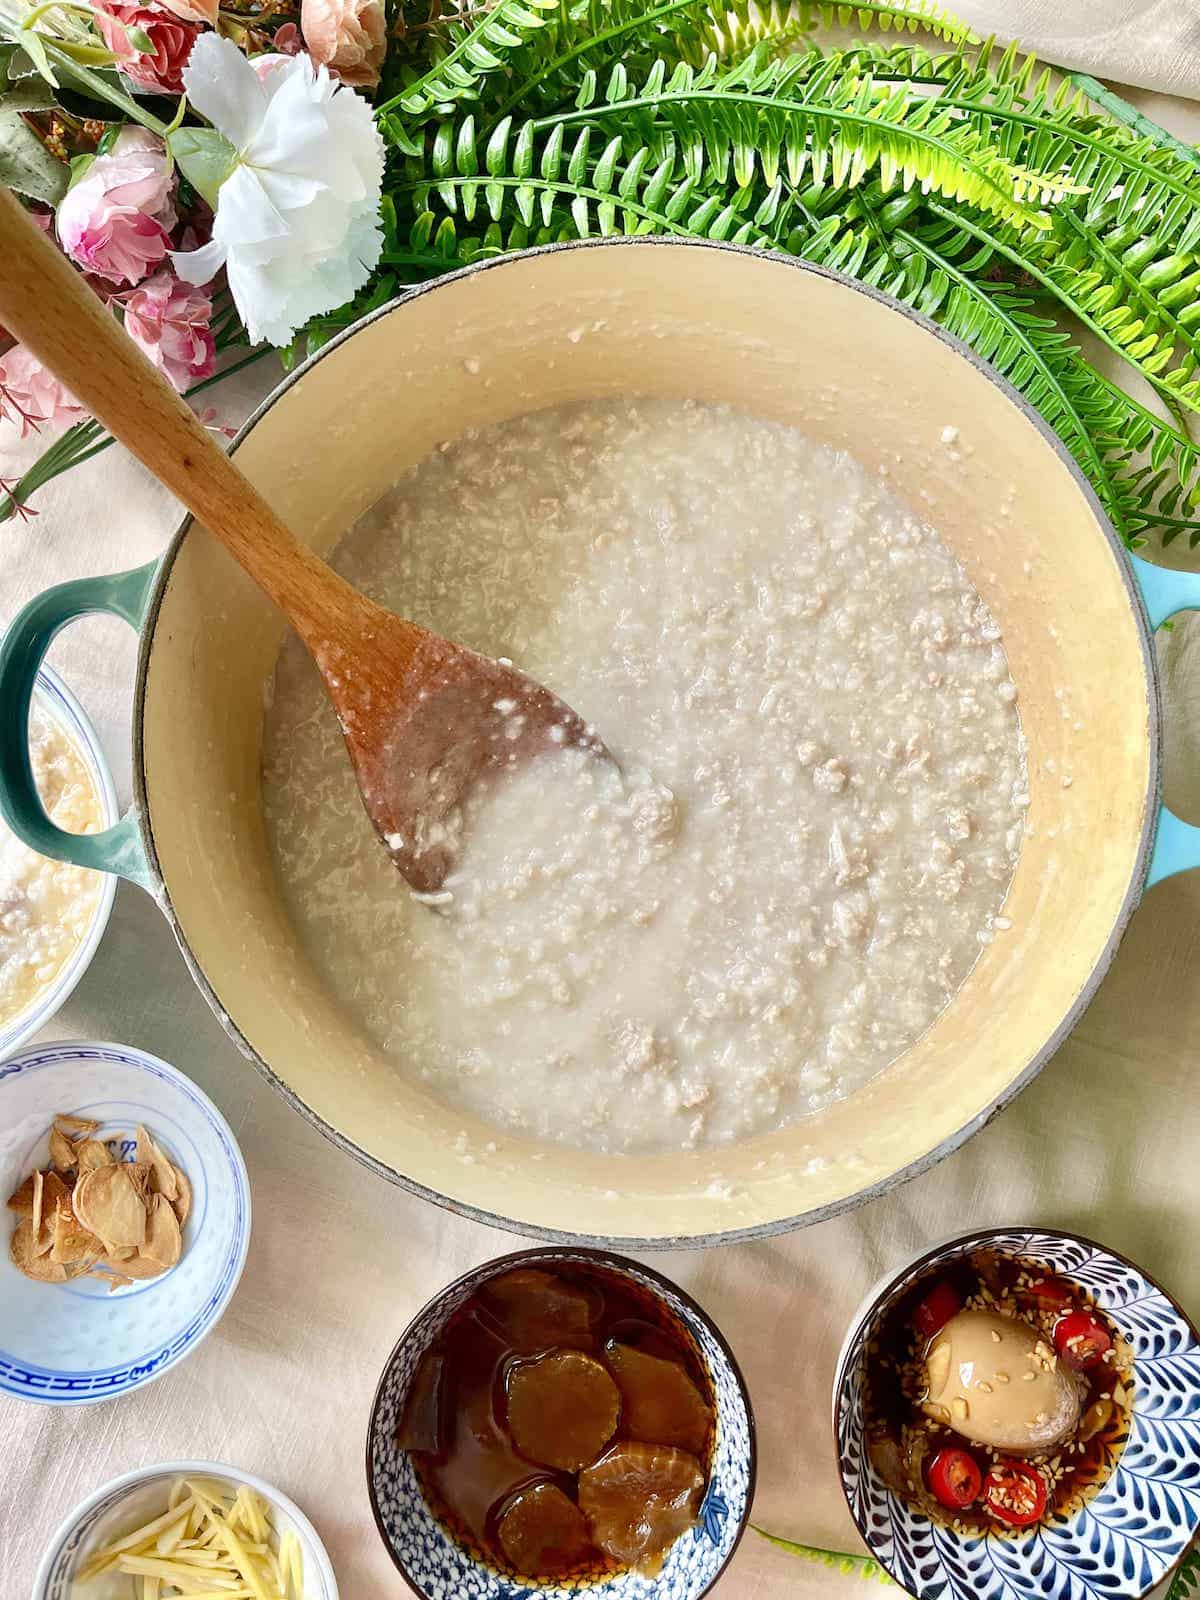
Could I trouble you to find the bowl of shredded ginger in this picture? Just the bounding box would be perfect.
[33,1463,337,1600]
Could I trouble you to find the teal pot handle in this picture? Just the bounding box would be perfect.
[1129,555,1200,888]
[0,561,159,893]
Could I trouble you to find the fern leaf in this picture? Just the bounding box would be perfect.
[394,124,773,250]
[487,0,721,125]
[378,0,561,119]
[528,64,1061,229]
[920,200,1200,415]
[730,0,974,47]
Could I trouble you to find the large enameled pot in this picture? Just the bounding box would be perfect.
[3,239,1198,1247]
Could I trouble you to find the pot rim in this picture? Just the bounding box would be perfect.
[362,1242,757,1599]
[125,236,1163,1249]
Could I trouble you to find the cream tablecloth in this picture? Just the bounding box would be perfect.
[4,55,1200,1600]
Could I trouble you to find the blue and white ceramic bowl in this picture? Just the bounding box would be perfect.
[834,1227,1200,1600]
[0,666,119,1059]
[0,1040,251,1405]
[367,1246,755,1599]
[33,1459,338,1600]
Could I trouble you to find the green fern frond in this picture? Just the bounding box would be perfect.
[729,0,975,46]
[1049,209,1200,379]
[491,0,975,123]
[753,1526,896,1584]
[486,0,720,126]
[377,0,560,123]
[916,202,1200,414]
[779,36,1200,256]
[398,113,780,244]
[528,58,1061,229]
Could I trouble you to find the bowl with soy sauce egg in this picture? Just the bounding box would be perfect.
[834,1227,1200,1600]
[366,1247,754,1599]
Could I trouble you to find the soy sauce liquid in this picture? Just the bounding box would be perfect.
[401,1263,714,1579]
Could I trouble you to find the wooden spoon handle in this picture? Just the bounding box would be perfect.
[0,185,368,647]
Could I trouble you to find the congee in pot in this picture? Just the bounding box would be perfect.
[262,397,1026,1154]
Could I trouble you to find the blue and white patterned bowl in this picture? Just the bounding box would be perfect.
[32,1459,338,1600]
[834,1227,1200,1599]
[0,1040,251,1405]
[366,1247,756,1598]
[0,666,119,1059]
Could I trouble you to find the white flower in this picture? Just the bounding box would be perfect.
[172,33,384,346]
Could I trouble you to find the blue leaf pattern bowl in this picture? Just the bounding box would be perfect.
[834,1228,1200,1599]
[366,1247,755,1599]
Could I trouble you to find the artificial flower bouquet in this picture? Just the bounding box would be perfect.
[0,0,385,501]
[2,0,1199,546]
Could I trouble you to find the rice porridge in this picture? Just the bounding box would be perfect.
[0,699,104,1030]
[262,398,1026,1153]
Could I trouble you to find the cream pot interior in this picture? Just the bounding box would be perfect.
[137,240,1153,1245]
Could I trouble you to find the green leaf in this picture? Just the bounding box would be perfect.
[168,126,238,208]
[0,87,69,204]
[0,49,52,102]
[14,27,58,89]
[67,150,95,187]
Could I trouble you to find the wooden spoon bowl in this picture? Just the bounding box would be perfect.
[0,187,608,893]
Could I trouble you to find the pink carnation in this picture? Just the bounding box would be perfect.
[300,0,386,87]
[123,272,216,392]
[96,2,200,93]
[56,127,177,286]
[0,346,86,436]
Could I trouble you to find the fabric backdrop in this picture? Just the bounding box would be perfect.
[2,21,1200,1600]
[957,0,1200,100]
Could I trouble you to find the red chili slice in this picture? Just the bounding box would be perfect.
[1024,1277,1073,1312]
[913,1281,960,1341]
[1053,1310,1113,1371]
[983,1461,1048,1529]
[927,1448,983,1511]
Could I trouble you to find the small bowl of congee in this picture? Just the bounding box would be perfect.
[0,667,116,1055]
[8,239,1181,1243]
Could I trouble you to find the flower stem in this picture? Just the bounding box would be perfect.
[0,345,274,524]
[20,0,94,30]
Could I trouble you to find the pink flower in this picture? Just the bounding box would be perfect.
[0,346,85,436]
[300,0,386,87]
[96,2,200,93]
[56,128,177,286]
[123,271,215,392]
[270,21,303,53]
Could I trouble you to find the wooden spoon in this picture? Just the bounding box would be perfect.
[0,187,607,893]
